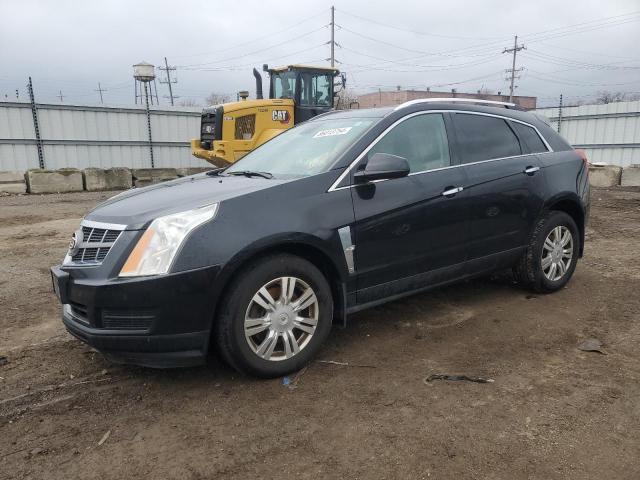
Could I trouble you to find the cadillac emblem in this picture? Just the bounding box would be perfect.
[68,228,83,257]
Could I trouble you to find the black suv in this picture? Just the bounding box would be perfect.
[51,99,590,377]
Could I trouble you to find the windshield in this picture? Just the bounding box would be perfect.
[225,118,374,178]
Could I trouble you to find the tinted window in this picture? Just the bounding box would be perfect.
[511,122,548,154]
[367,114,450,173]
[452,113,521,163]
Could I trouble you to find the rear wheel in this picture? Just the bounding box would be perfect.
[215,254,333,377]
[514,211,580,293]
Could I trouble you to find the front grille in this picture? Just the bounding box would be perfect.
[65,221,125,266]
[235,114,256,140]
[102,310,154,331]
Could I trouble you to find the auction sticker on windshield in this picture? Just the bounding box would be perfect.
[313,127,352,138]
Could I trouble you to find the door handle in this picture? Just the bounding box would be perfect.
[524,166,540,175]
[442,186,464,197]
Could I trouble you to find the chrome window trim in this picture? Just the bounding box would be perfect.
[327,109,553,192]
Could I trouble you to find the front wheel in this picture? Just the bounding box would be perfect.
[215,254,333,378]
[514,211,580,293]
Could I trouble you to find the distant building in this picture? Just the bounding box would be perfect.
[356,89,537,110]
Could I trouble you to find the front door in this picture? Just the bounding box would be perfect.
[349,113,469,305]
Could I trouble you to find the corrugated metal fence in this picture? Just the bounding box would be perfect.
[3,100,639,171]
[0,101,209,171]
[536,100,640,167]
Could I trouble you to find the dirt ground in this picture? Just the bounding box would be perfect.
[1,187,640,480]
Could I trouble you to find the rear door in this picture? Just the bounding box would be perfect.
[350,112,469,304]
[450,112,546,264]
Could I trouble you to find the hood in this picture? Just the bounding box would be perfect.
[85,173,289,229]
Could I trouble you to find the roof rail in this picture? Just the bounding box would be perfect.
[394,97,521,111]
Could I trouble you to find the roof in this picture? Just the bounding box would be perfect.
[269,64,340,74]
[310,107,393,120]
[316,101,545,127]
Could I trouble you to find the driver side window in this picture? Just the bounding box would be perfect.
[367,114,451,173]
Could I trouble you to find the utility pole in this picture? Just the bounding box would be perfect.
[27,77,45,169]
[95,82,107,104]
[57,90,65,102]
[503,35,525,102]
[330,6,335,68]
[158,57,177,106]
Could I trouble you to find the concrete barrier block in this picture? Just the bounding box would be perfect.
[621,167,640,187]
[176,167,212,177]
[0,171,27,194]
[26,169,83,194]
[132,168,178,187]
[83,168,133,191]
[589,165,622,188]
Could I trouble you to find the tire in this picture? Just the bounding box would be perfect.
[214,253,333,378]
[514,210,580,293]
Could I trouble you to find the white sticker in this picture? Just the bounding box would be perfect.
[313,127,352,138]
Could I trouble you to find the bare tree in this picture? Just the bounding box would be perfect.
[595,91,627,104]
[205,92,232,105]
[178,98,200,107]
[335,88,360,110]
[476,87,496,99]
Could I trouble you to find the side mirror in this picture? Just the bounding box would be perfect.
[354,153,410,182]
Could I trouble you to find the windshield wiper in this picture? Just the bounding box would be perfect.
[224,170,273,179]
[205,168,227,176]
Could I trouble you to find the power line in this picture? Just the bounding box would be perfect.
[520,10,640,41]
[537,41,640,61]
[348,70,506,91]
[526,70,640,87]
[523,16,640,44]
[524,49,640,70]
[338,8,508,41]
[180,44,328,72]
[177,25,328,69]
[340,46,503,71]
[170,9,327,60]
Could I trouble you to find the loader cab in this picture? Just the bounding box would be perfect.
[267,65,339,124]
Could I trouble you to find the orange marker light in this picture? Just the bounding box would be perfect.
[120,228,156,276]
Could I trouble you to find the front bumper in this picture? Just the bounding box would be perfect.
[52,264,221,368]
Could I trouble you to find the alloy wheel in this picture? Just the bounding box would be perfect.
[541,225,574,281]
[244,276,319,361]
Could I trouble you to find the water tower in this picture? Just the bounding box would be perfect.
[133,61,159,105]
[133,61,159,167]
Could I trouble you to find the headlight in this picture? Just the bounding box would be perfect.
[119,203,218,277]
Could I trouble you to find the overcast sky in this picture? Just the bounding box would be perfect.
[1,0,639,107]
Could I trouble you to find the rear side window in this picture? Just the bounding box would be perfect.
[367,113,450,173]
[452,113,521,163]
[511,122,548,154]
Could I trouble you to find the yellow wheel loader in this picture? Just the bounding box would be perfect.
[191,64,340,167]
